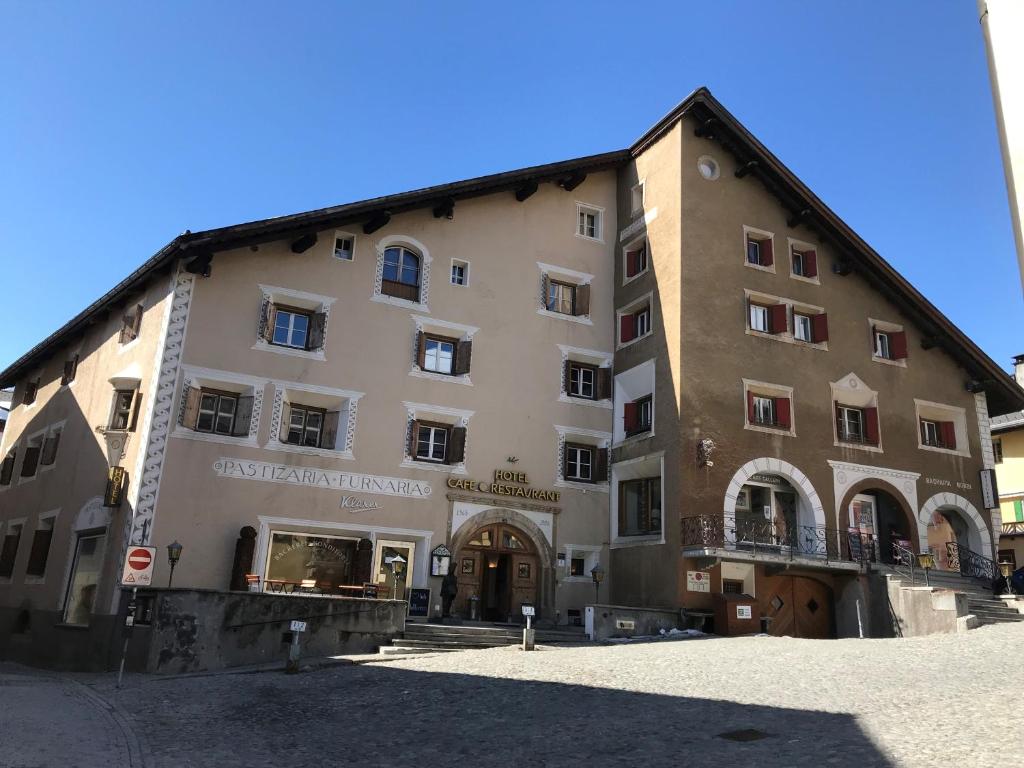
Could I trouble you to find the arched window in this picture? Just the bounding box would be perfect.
[382,246,421,301]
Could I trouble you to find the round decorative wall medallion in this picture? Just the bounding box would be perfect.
[697,155,720,181]
[847,378,858,389]
[836,471,847,485]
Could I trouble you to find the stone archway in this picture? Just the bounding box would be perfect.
[918,492,992,561]
[838,478,923,557]
[450,507,555,621]
[724,458,826,528]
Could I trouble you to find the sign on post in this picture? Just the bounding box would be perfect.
[521,604,536,617]
[290,620,307,633]
[120,546,156,587]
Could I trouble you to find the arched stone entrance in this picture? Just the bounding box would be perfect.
[449,508,554,622]
[723,458,826,528]
[839,479,921,563]
[919,492,993,567]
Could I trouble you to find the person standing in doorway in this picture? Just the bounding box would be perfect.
[441,563,459,619]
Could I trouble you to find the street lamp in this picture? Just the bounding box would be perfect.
[590,563,605,604]
[998,560,1014,595]
[386,554,406,600]
[166,540,183,588]
[916,552,935,587]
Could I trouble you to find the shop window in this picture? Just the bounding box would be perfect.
[382,246,422,302]
[265,531,359,595]
[62,532,107,625]
[0,523,23,578]
[619,477,661,536]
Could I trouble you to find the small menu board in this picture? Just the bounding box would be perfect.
[409,588,431,617]
[362,583,379,599]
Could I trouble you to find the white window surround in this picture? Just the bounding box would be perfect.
[616,291,655,351]
[554,425,611,492]
[914,399,970,458]
[450,259,470,287]
[23,509,59,586]
[787,237,821,285]
[619,207,659,244]
[265,380,364,460]
[371,234,433,312]
[868,318,907,368]
[561,543,603,582]
[830,372,882,453]
[622,234,650,286]
[610,451,665,547]
[537,262,595,325]
[401,401,474,475]
[742,225,776,273]
[743,289,828,351]
[630,181,645,217]
[171,366,266,448]
[575,201,605,243]
[333,230,356,261]
[410,315,479,386]
[38,420,66,475]
[557,344,613,409]
[742,379,796,437]
[613,359,655,446]
[253,284,338,362]
[17,428,46,486]
[20,371,43,412]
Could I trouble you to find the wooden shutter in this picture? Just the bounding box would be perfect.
[416,331,427,368]
[61,356,78,385]
[232,395,254,437]
[119,312,133,344]
[279,404,293,442]
[454,340,473,375]
[620,313,635,343]
[811,313,829,343]
[407,419,420,457]
[129,391,143,432]
[768,304,788,334]
[541,274,550,310]
[322,410,341,450]
[940,421,956,449]
[307,312,327,351]
[776,397,791,429]
[623,401,639,433]
[0,452,14,485]
[626,249,639,278]
[574,283,590,316]
[891,331,908,360]
[25,528,52,576]
[181,386,201,429]
[834,402,843,439]
[259,300,275,342]
[747,391,755,423]
[594,447,609,482]
[864,407,880,445]
[804,249,818,277]
[596,367,612,400]
[40,431,60,466]
[448,426,467,464]
[761,238,774,266]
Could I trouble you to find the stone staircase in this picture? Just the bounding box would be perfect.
[380,621,589,656]
[879,565,1024,627]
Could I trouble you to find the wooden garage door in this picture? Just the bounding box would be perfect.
[763,576,833,639]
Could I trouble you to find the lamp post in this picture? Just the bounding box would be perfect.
[166,540,183,588]
[916,552,935,587]
[590,563,605,605]
[386,554,406,600]
[998,560,1014,595]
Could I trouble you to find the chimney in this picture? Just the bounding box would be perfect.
[1014,355,1024,388]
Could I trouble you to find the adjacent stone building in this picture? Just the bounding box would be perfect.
[1,88,1020,668]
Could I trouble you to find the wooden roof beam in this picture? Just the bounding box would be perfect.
[787,208,812,229]
[184,252,213,277]
[290,233,318,254]
[559,172,587,192]
[735,160,759,178]
[432,197,455,219]
[515,180,539,202]
[362,210,392,235]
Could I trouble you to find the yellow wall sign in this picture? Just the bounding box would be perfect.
[447,469,561,502]
[104,466,126,507]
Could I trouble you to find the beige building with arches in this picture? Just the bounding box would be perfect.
[1,88,1021,669]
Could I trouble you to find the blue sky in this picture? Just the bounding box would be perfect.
[0,1,1019,372]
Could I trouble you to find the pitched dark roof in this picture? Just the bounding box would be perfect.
[2,87,1022,415]
[991,411,1024,433]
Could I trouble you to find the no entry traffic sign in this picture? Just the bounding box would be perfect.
[121,546,156,587]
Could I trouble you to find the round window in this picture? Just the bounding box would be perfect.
[697,155,720,181]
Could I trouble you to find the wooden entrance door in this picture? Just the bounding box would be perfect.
[455,523,538,622]
[762,576,833,639]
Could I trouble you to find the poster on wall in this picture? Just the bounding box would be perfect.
[686,571,711,593]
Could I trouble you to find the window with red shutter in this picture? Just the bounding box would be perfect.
[746,390,755,424]
[775,397,791,429]
[804,249,818,278]
[768,304,788,334]
[623,402,639,434]
[863,407,880,445]
[890,331,908,360]
[939,421,956,449]
[620,313,635,343]
[811,313,829,343]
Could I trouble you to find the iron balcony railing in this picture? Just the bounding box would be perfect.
[680,515,875,565]
[946,541,997,582]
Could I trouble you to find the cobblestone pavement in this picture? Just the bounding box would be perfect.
[10,623,1024,767]
[0,665,135,768]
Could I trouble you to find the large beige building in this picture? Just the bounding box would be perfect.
[2,88,1021,668]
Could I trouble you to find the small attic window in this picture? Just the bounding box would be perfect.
[333,233,355,261]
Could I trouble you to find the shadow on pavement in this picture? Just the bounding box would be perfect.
[115,663,893,767]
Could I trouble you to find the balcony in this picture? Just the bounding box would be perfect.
[680,515,870,572]
[1002,521,1024,537]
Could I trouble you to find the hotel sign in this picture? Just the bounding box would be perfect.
[447,469,561,503]
[213,458,432,499]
